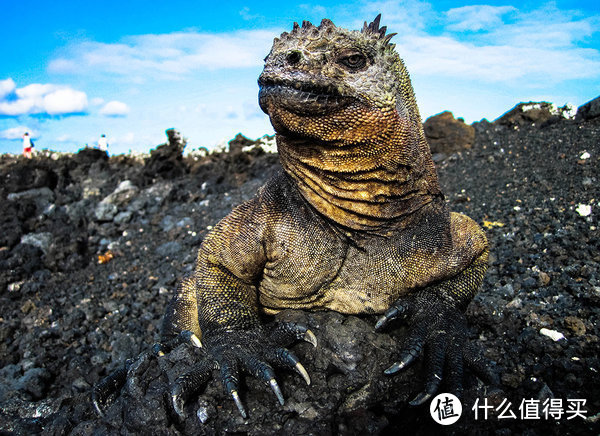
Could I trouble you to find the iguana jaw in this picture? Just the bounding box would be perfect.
[258,76,355,116]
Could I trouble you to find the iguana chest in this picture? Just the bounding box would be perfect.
[257,217,453,315]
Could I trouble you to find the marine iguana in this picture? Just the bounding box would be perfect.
[93,15,490,419]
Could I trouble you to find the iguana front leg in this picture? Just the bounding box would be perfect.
[375,248,495,404]
[161,256,316,419]
[93,198,316,419]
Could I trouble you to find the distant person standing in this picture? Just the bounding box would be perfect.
[22,132,34,158]
[98,134,109,152]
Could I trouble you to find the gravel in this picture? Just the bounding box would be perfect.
[0,117,598,435]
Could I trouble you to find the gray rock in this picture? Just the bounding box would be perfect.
[101,180,139,207]
[495,101,575,126]
[160,215,177,232]
[160,215,193,232]
[114,210,133,225]
[156,241,182,258]
[20,232,53,255]
[7,187,55,215]
[94,202,118,222]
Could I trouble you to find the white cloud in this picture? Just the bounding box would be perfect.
[0,126,37,140]
[357,0,434,34]
[100,100,130,116]
[357,1,600,85]
[49,29,278,80]
[0,78,16,99]
[43,88,88,115]
[399,34,600,82]
[0,81,88,116]
[446,5,516,32]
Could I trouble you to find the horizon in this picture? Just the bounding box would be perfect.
[1,0,599,155]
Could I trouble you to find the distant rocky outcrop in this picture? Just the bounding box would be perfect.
[494,102,576,127]
[144,128,188,179]
[575,95,600,122]
[424,111,474,155]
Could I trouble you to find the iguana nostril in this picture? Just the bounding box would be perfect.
[286,51,302,65]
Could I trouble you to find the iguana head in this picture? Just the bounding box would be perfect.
[258,16,441,232]
[259,15,419,144]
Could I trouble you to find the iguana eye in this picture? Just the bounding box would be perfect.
[286,51,302,65]
[338,53,367,70]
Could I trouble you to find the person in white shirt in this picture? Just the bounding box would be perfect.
[98,134,109,152]
[22,132,33,158]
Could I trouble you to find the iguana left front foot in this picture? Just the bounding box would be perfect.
[376,289,497,405]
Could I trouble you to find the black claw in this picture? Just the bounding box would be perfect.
[92,365,129,416]
[266,348,311,385]
[231,390,247,418]
[384,330,424,374]
[220,359,247,417]
[269,378,285,405]
[248,359,285,405]
[179,330,202,348]
[375,300,412,330]
[409,391,433,406]
[270,322,317,347]
[152,342,167,357]
[170,383,186,419]
[168,359,214,418]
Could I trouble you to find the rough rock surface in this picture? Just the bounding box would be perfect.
[494,101,576,127]
[575,95,600,122]
[423,111,474,155]
[0,116,599,434]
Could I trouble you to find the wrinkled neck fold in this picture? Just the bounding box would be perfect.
[277,130,441,232]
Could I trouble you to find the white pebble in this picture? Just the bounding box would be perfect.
[575,204,592,217]
[540,328,566,342]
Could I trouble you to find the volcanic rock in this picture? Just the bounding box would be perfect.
[575,95,600,122]
[423,111,474,155]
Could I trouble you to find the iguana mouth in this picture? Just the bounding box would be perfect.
[258,76,354,115]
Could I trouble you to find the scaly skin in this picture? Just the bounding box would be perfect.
[93,15,490,419]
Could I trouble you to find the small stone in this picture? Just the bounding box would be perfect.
[564,316,586,336]
[539,328,566,342]
[95,203,118,221]
[575,204,592,217]
[8,281,25,292]
[101,180,139,207]
[538,271,551,286]
[506,297,522,309]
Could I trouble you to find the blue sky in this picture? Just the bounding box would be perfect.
[1,0,599,154]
